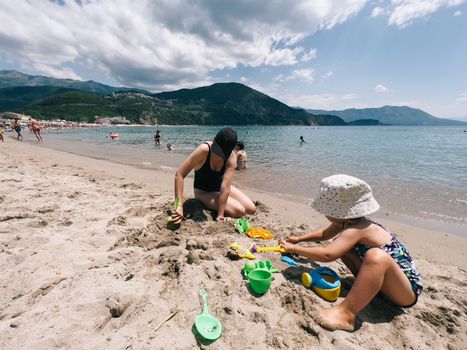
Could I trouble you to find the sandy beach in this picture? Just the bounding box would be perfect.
[0,141,466,350]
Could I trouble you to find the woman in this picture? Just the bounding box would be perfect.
[172,127,255,223]
[28,118,43,142]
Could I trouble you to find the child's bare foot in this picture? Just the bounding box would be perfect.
[312,305,355,332]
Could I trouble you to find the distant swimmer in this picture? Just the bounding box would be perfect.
[12,119,23,141]
[167,143,173,151]
[234,141,247,170]
[28,117,43,142]
[154,130,161,145]
[300,135,308,144]
[109,131,119,139]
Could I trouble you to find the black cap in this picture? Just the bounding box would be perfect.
[212,127,238,160]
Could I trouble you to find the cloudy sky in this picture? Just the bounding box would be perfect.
[1,0,466,120]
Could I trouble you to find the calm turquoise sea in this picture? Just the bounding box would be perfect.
[40,125,467,228]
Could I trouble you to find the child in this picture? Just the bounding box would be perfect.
[279,174,422,332]
[0,123,4,142]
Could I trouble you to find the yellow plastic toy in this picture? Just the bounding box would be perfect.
[229,243,255,260]
[249,243,285,254]
[245,227,273,240]
[301,267,341,302]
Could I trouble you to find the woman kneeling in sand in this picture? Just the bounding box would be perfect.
[279,175,422,332]
[172,127,255,223]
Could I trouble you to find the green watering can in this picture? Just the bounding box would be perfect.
[195,290,222,341]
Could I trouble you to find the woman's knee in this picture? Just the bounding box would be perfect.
[245,203,256,215]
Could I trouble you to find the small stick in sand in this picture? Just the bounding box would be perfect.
[154,308,183,332]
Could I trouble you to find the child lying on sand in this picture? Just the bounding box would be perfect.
[279,174,422,332]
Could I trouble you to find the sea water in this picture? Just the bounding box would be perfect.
[40,125,467,229]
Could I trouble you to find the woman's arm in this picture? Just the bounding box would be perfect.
[279,228,359,262]
[216,154,236,220]
[287,222,342,243]
[172,144,207,223]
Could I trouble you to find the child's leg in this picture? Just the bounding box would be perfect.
[340,249,362,277]
[314,248,416,331]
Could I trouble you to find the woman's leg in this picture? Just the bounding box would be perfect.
[314,248,416,331]
[229,186,256,214]
[194,190,247,218]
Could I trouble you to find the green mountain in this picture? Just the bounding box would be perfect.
[153,82,318,125]
[6,82,338,125]
[307,106,466,126]
[0,86,79,111]
[0,70,147,94]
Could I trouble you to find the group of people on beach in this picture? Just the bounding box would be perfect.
[0,117,43,143]
[171,127,422,332]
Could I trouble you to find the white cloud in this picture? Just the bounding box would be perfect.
[388,0,466,27]
[454,10,462,15]
[456,92,467,102]
[375,84,387,92]
[371,6,386,17]
[280,92,357,109]
[264,47,303,66]
[301,48,317,62]
[274,69,314,82]
[0,0,369,90]
[240,76,248,83]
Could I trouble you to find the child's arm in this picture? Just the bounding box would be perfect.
[279,228,359,262]
[286,222,342,243]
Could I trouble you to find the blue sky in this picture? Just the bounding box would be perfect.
[1,0,466,120]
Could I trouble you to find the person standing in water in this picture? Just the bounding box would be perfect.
[171,127,255,223]
[300,135,308,144]
[154,130,161,145]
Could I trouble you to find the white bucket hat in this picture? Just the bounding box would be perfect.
[310,174,380,219]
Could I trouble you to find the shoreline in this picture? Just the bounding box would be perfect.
[33,133,467,237]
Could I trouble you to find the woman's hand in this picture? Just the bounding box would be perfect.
[171,205,184,224]
[216,215,225,222]
[286,236,301,244]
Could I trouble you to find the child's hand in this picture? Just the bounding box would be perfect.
[286,236,301,244]
[278,238,294,253]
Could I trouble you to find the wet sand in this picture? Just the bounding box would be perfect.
[0,141,466,349]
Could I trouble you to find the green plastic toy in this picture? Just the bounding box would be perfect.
[234,218,250,234]
[195,290,222,341]
[248,270,272,294]
[243,260,279,278]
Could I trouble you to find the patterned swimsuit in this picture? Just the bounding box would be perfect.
[353,221,423,297]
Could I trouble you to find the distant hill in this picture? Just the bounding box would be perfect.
[307,106,466,126]
[0,70,147,95]
[153,82,321,125]
[0,86,79,112]
[7,84,343,125]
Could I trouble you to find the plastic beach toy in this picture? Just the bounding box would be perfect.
[243,260,279,278]
[165,197,180,230]
[249,243,285,254]
[245,227,273,240]
[235,218,250,234]
[301,266,341,302]
[248,269,272,294]
[281,256,298,266]
[229,243,255,260]
[195,290,222,341]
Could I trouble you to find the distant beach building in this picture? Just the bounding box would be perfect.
[95,116,130,125]
[0,112,31,127]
